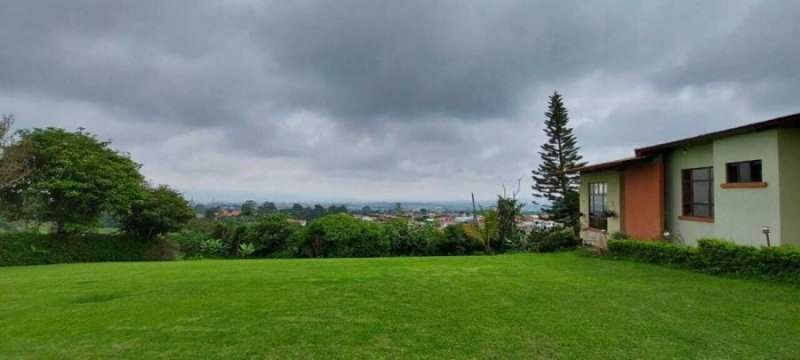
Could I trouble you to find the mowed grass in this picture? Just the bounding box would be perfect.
[1,252,799,359]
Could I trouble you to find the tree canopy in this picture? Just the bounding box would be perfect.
[0,128,147,234]
[0,115,32,189]
[121,185,195,239]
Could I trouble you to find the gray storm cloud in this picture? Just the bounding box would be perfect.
[0,0,797,201]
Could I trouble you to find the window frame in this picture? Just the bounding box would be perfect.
[588,182,608,231]
[681,167,714,219]
[725,159,763,184]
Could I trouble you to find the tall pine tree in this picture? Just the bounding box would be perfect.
[532,92,586,232]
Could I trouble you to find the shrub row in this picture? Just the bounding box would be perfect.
[0,232,176,266]
[608,238,800,282]
[174,213,561,259]
[529,228,579,253]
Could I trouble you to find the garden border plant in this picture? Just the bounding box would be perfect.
[607,238,800,283]
[0,232,176,266]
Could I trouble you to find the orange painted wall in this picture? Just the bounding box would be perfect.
[623,161,664,239]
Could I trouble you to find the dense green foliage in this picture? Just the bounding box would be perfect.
[531,92,585,231]
[2,253,799,359]
[608,238,800,282]
[476,208,498,252]
[0,128,147,234]
[240,200,257,217]
[496,195,523,251]
[0,232,175,266]
[164,229,214,259]
[438,223,481,255]
[242,213,301,256]
[282,203,348,221]
[531,228,579,252]
[165,213,503,259]
[0,114,31,189]
[298,213,390,258]
[121,185,195,239]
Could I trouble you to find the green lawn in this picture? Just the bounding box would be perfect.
[1,252,798,359]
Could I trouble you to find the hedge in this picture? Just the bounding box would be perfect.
[608,238,800,282]
[531,228,579,253]
[0,232,176,267]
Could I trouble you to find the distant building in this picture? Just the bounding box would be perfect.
[215,210,241,219]
[454,215,474,223]
[288,219,307,227]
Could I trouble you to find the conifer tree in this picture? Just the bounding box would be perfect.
[532,92,586,231]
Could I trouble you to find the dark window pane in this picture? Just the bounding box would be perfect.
[752,161,762,182]
[725,160,763,183]
[726,163,738,182]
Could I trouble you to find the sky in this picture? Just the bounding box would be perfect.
[1,1,798,203]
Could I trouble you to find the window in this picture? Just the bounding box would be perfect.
[682,167,713,218]
[588,182,608,230]
[726,160,762,183]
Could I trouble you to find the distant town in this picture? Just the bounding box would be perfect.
[198,200,557,232]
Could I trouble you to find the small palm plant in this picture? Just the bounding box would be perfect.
[238,242,256,258]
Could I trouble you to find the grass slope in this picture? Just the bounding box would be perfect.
[1,252,799,359]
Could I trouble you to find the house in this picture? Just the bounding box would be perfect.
[568,113,800,247]
[214,210,241,219]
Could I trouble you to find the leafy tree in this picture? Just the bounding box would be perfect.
[497,196,523,251]
[439,224,479,256]
[204,206,219,219]
[361,205,372,215]
[531,92,586,232]
[257,201,277,215]
[0,128,147,234]
[383,216,414,256]
[327,204,348,214]
[121,185,195,239]
[478,207,499,252]
[412,223,443,256]
[242,213,300,256]
[0,115,32,189]
[298,213,388,258]
[240,200,257,217]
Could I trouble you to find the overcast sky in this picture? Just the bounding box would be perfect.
[1,1,798,202]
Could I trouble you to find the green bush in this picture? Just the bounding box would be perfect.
[238,242,256,258]
[0,232,174,266]
[607,239,698,265]
[697,239,758,274]
[610,232,632,240]
[165,229,213,258]
[199,238,225,256]
[298,214,389,258]
[411,223,444,256]
[241,213,300,256]
[383,217,415,256]
[383,219,443,256]
[753,246,800,277]
[438,224,480,256]
[608,238,800,282]
[534,228,578,253]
